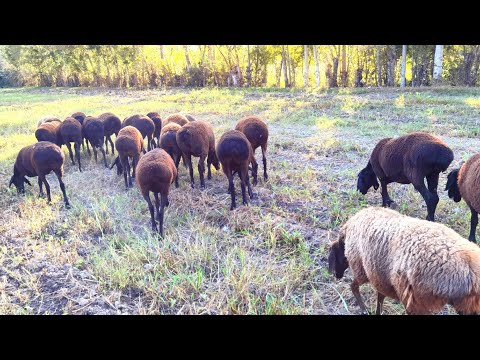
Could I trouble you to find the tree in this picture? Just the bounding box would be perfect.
[433,45,444,82]
[376,46,382,87]
[303,45,309,87]
[340,45,348,87]
[400,45,407,87]
[282,45,289,88]
[386,45,396,86]
[313,45,320,87]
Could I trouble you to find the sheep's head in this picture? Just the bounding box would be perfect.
[445,168,461,202]
[357,162,379,195]
[328,240,348,279]
[211,151,220,171]
[9,169,32,194]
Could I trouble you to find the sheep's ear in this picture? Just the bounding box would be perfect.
[24,177,32,186]
[445,169,459,191]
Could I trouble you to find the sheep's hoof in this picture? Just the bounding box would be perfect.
[264,175,268,182]
[230,205,236,211]
[38,193,45,198]
[190,183,195,189]
[243,201,248,206]
[200,184,205,190]
[208,174,212,180]
[252,180,258,186]
[250,193,257,200]
[65,203,71,209]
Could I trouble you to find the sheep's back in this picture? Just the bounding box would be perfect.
[136,149,177,193]
[458,154,480,213]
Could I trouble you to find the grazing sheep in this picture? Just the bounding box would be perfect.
[147,112,162,149]
[136,148,177,237]
[164,113,188,127]
[123,114,155,151]
[82,116,108,168]
[328,206,480,315]
[99,112,122,155]
[176,120,220,189]
[445,154,480,243]
[9,141,70,208]
[184,114,197,122]
[35,120,63,147]
[71,112,87,151]
[59,117,82,172]
[356,132,454,222]
[159,122,182,188]
[235,116,269,185]
[216,130,256,210]
[37,115,62,127]
[110,126,144,189]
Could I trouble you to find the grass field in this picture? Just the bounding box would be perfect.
[1,86,479,315]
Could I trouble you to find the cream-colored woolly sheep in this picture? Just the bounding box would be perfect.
[328,207,480,315]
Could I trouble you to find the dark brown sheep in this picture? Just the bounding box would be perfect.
[82,116,108,168]
[35,120,63,147]
[123,114,155,151]
[136,148,177,237]
[110,126,144,189]
[9,141,70,208]
[176,120,220,189]
[160,122,183,188]
[98,112,122,155]
[357,132,454,222]
[164,113,188,127]
[71,112,87,151]
[59,117,82,172]
[445,153,480,243]
[216,130,256,210]
[235,116,269,185]
[147,112,162,149]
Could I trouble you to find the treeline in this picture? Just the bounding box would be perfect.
[0,45,479,88]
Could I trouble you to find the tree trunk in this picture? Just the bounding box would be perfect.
[303,45,309,87]
[246,45,251,87]
[340,45,348,87]
[286,45,293,87]
[376,45,382,87]
[433,45,444,82]
[159,45,164,60]
[400,45,407,87]
[386,45,396,86]
[331,58,339,88]
[184,45,191,71]
[313,45,320,87]
[282,45,289,88]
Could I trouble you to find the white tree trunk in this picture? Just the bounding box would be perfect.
[400,45,407,87]
[303,45,309,87]
[313,45,320,87]
[433,45,444,80]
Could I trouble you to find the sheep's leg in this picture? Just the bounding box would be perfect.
[251,156,259,187]
[104,137,109,154]
[261,144,268,182]
[109,136,115,155]
[143,192,157,232]
[92,145,98,163]
[246,166,254,199]
[41,175,52,204]
[86,139,91,156]
[376,293,386,315]
[198,155,206,189]
[158,193,168,238]
[207,156,212,180]
[65,142,75,165]
[74,142,82,172]
[413,178,438,222]
[185,154,195,189]
[132,154,139,182]
[351,279,369,315]
[380,180,394,207]
[174,154,180,188]
[121,155,129,189]
[239,167,248,206]
[469,206,478,243]
[98,145,108,168]
[226,167,236,210]
[153,192,160,221]
[81,138,85,152]
[54,169,70,208]
[38,177,44,197]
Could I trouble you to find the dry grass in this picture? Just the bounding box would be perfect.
[0,86,479,315]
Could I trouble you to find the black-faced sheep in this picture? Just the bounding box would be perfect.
[164,113,188,127]
[98,112,122,155]
[356,132,454,222]
[59,117,82,172]
[9,141,70,208]
[328,206,480,315]
[146,112,162,149]
[71,112,87,151]
[123,114,155,151]
[216,130,256,210]
[445,153,480,243]
[176,120,220,189]
[159,122,182,188]
[110,126,144,189]
[136,148,177,237]
[35,120,63,147]
[82,116,108,168]
[235,116,269,185]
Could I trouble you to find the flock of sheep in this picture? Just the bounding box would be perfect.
[8,112,269,237]
[7,110,480,315]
